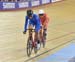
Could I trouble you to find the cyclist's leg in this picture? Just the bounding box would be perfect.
[28,21,34,47]
[35,32,39,42]
[43,25,47,40]
[35,25,41,49]
[28,21,34,37]
[35,24,41,41]
[39,26,43,42]
[28,24,33,38]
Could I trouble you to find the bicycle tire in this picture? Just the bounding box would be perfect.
[27,38,33,57]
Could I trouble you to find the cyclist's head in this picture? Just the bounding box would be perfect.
[27,9,33,18]
[38,9,45,16]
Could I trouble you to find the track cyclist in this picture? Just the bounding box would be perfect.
[23,9,41,50]
[38,9,49,45]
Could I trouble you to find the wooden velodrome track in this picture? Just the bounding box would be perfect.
[0,0,75,62]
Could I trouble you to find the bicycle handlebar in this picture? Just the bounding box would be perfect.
[27,29,35,30]
[27,29,35,32]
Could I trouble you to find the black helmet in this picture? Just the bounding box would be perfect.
[27,9,33,17]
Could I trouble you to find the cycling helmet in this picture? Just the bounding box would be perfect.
[27,9,33,17]
[39,9,45,14]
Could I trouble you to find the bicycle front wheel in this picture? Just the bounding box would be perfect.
[27,38,33,57]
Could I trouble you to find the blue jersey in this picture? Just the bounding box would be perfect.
[24,14,41,32]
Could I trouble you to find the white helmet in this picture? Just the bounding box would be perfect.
[39,9,45,14]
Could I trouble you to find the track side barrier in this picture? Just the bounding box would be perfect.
[0,0,62,11]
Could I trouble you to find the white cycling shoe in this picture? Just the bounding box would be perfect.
[37,43,41,50]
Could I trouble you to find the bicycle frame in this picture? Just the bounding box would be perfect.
[39,27,46,48]
[28,29,36,47]
[27,29,40,57]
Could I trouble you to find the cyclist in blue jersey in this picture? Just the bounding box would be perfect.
[23,9,41,49]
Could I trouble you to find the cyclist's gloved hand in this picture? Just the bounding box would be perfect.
[23,31,26,34]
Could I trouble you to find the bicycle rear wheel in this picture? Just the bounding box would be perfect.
[27,38,33,57]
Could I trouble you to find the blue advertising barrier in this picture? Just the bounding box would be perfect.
[0,0,57,10]
[0,2,3,10]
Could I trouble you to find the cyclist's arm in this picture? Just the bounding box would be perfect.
[24,16,28,32]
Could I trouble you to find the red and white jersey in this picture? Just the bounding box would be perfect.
[39,14,49,28]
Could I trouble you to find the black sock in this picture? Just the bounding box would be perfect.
[38,40,40,44]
